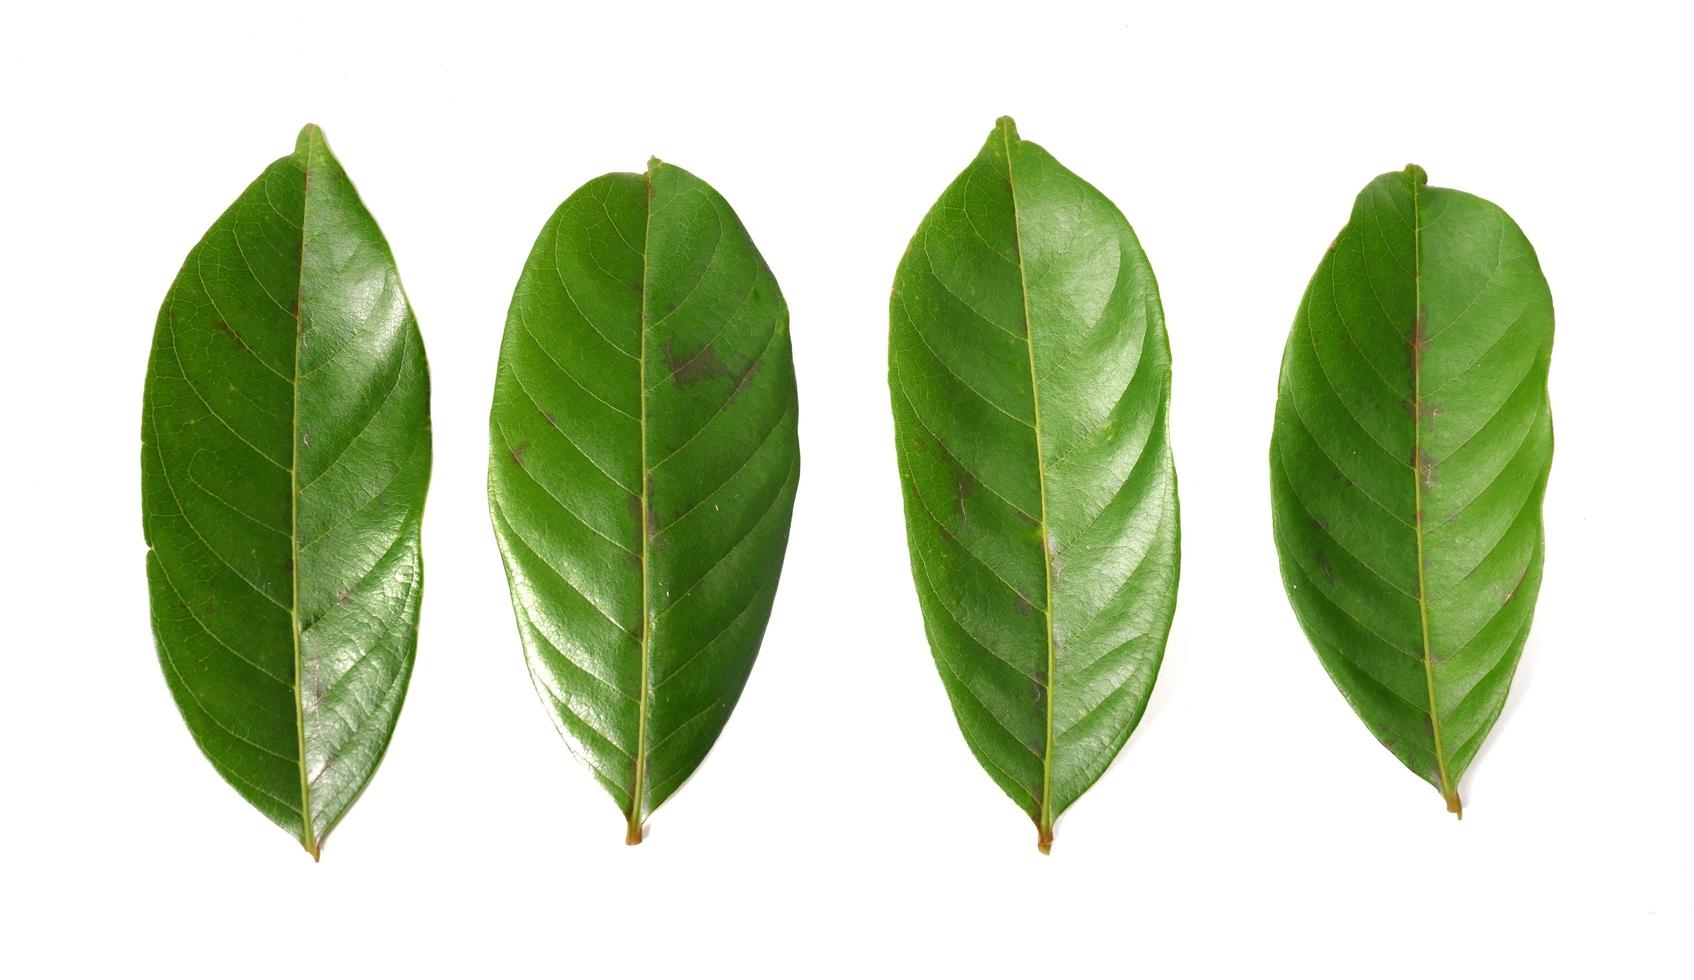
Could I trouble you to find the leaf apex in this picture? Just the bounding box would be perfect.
[295,123,324,156]
[1403,162,1428,187]
[995,115,1020,141]
[1446,788,1464,820]
[646,156,664,176]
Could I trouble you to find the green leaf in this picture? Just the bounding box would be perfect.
[488,160,799,844]
[141,125,432,858]
[1270,166,1554,815]
[888,118,1180,852]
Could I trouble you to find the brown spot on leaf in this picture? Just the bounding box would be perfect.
[1417,449,1439,491]
[212,319,235,339]
[953,468,976,518]
[509,440,531,468]
[542,410,558,428]
[662,335,732,386]
[1015,595,1034,615]
[1317,550,1334,584]
[337,586,357,605]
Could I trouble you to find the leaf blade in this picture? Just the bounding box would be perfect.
[890,118,1180,850]
[489,161,798,842]
[142,125,431,856]
[1270,166,1553,813]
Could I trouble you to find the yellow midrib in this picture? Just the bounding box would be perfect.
[1000,121,1058,846]
[629,164,656,844]
[1407,171,1458,816]
[290,130,317,856]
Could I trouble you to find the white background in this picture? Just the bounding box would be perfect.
[4,1,1689,975]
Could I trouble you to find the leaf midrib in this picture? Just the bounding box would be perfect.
[628,162,656,845]
[1407,170,1459,818]
[290,129,317,857]
[999,119,1059,851]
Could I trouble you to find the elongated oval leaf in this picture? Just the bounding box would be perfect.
[1270,166,1553,815]
[142,125,432,857]
[489,160,799,844]
[889,118,1180,852]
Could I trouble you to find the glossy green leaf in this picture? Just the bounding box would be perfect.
[889,118,1180,852]
[1270,166,1553,815]
[141,125,432,857]
[489,160,799,844]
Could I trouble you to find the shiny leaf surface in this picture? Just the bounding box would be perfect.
[142,126,432,857]
[889,118,1180,851]
[1270,166,1553,814]
[489,160,799,843]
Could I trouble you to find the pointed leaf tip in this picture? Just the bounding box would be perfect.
[1403,163,1428,186]
[295,123,323,155]
[995,115,1019,140]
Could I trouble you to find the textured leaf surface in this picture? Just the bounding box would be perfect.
[142,126,431,856]
[489,161,798,843]
[889,118,1180,851]
[1270,166,1553,814]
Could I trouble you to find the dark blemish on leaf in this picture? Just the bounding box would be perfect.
[212,319,235,340]
[937,525,956,545]
[1410,305,1429,365]
[1015,595,1034,615]
[542,410,558,428]
[1314,516,1330,533]
[731,358,762,401]
[204,600,220,618]
[337,586,357,605]
[1418,449,1439,491]
[665,301,678,314]
[509,440,531,468]
[301,431,312,449]
[283,557,293,572]
[949,461,977,521]
[627,493,643,521]
[662,335,732,386]
[645,475,660,535]
[290,297,300,317]
[1317,550,1333,584]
